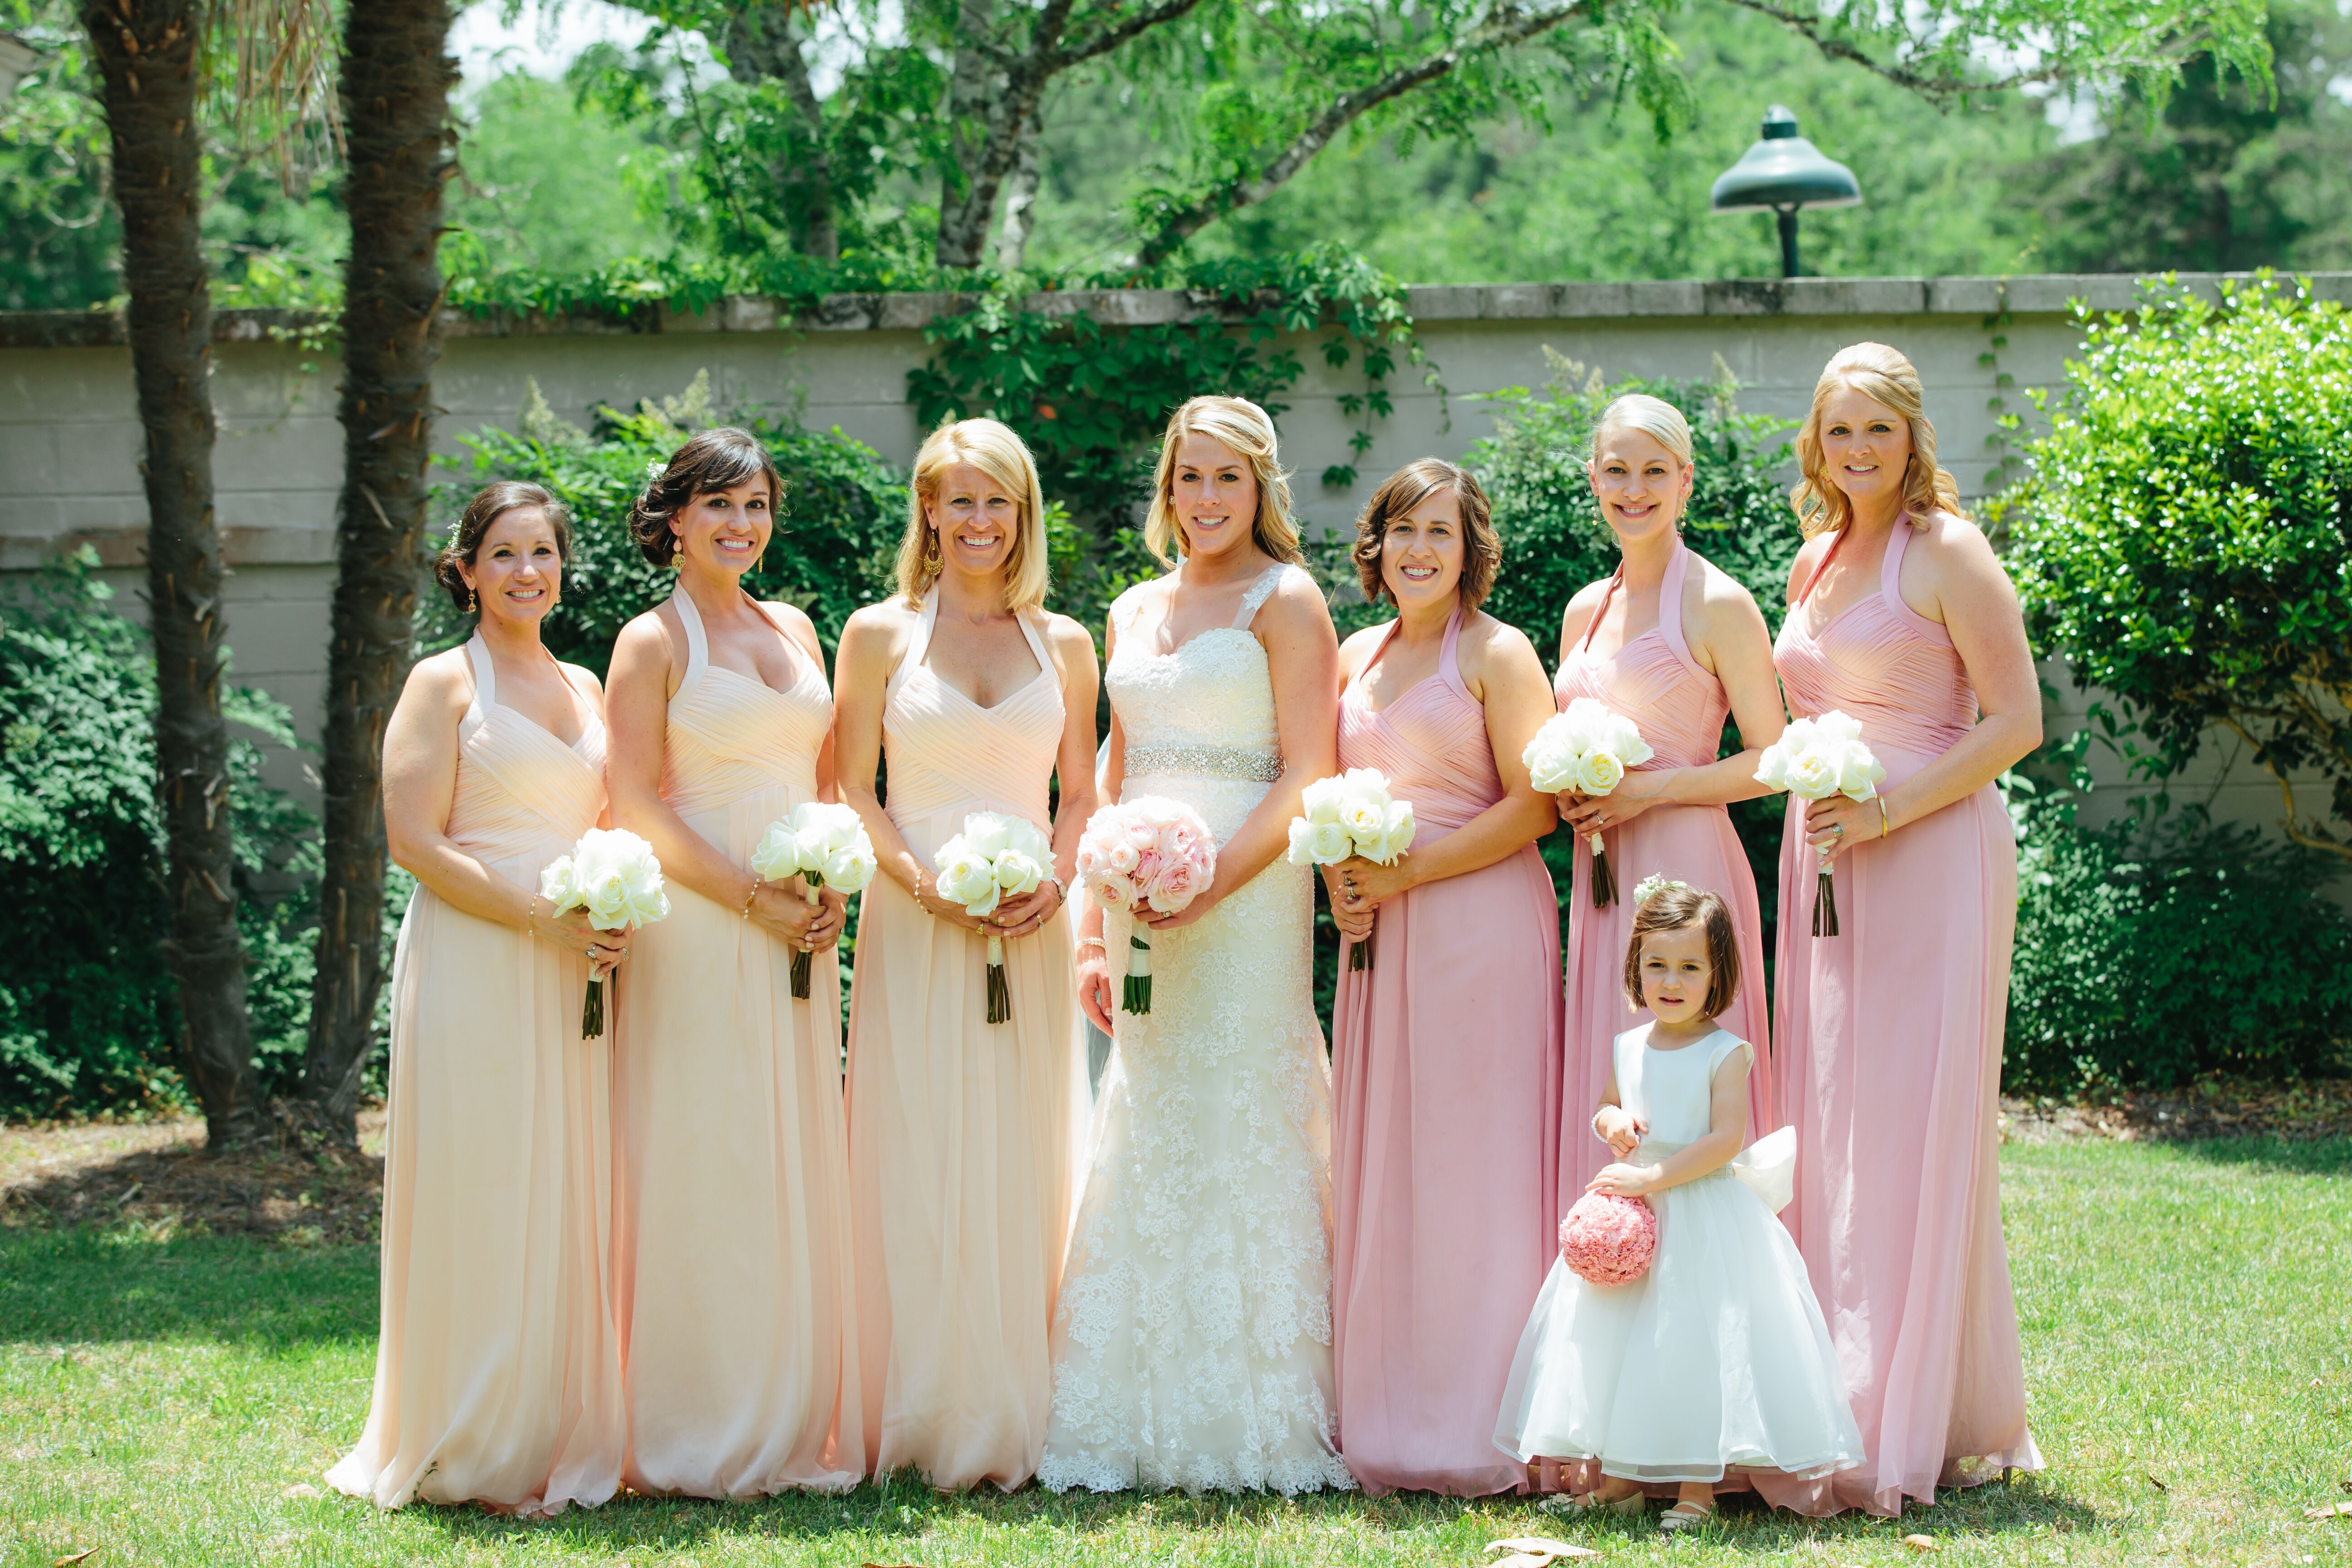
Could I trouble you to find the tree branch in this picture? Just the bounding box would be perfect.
[1134,1,1583,267]
[1709,0,2062,98]
[1050,0,1212,71]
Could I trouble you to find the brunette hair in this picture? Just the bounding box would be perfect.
[627,426,785,567]
[1621,883,1741,1019]
[1790,342,1967,539]
[1350,458,1501,610]
[1142,396,1303,568]
[898,418,1052,610]
[433,481,572,611]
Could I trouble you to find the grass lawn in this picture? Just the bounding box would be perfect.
[3,1135,2349,1567]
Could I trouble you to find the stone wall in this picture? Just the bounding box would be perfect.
[3,271,2344,846]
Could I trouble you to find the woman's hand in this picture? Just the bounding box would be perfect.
[1139,885,1224,932]
[748,879,844,951]
[988,880,1066,941]
[531,904,631,981]
[1593,1105,1648,1160]
[1077,940,1115,1034]
[1586,1160,1664,1199]
[1803,792,1891,860]
[1330,854,1413,912]
[1320,865,1375,940]
[913,876,996,936]
[1559,769,1676,837]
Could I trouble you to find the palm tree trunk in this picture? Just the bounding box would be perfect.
[298,0,457,1141]
[81,0,262,1148]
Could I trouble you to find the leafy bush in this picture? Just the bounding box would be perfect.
[428,372,911,674]
[0,554,320,1119]
[2007,799,2352,1092]
[1453,353,1802,947]
[2004,275,2352,865]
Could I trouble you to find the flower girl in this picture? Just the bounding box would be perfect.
[1493,880,1862,1530]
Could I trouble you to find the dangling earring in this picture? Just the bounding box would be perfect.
[465,584,478,613]
[924,527,941,564]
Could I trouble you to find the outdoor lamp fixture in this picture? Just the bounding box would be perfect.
[0,33,39,98]
[1709,105,1861,278]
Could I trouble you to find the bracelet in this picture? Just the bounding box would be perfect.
[739,879,762,920]
[1876,797,1891,839]
[1076,934,1107,954]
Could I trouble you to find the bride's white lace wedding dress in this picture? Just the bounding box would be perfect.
[1039,562,1355,1496]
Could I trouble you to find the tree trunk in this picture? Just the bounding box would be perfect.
[298,0,458,1141]
[934,0,1010,269]
[995,131,1042,269]
[82,0,262,1149]
[724,2,838,260]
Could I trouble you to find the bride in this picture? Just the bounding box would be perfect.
[1040,396,1352,1495]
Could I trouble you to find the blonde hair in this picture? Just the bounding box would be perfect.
[1591,393,1694,468]
[1142,396,1303,568]
[898,418,1052,610]
[1791,342,1967,539]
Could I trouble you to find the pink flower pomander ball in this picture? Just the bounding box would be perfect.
[1558,1191,1657,1286]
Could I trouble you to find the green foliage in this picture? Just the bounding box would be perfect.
[2004,275,2352,860]
[0,553,320,1119]
[429,374,908,675]
[2007,800,2352,1093]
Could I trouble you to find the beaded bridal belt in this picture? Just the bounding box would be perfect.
[1124,743,1284,784]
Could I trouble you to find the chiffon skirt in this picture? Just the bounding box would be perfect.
[1773,766,2041,1516]
[613,791,863,1496]
[846,870,1085,1490]
[1561,801,1772,1206]
[326,884,623,1514]
[1330,842,1562,1496]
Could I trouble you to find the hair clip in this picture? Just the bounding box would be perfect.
[1632,874,1690,906]
[645,459,666,484]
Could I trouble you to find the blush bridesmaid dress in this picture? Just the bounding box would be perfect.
[845,594,1084,1490]
[328,636,623,1514]
[1328,607,1563,1496]
[1771,519,2040,1517]
[1554,541,1773,1206]
[612,589,864,1496]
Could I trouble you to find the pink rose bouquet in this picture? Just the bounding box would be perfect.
[1075,796,1217,1014]
[1557,1190,1657,1287]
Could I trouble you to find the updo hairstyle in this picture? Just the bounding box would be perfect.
[1621,882,1741,1019]
[1790,342,1966,539]
[434,481,572,612]
[627,426,785,567]
[1588,392,1694,468]
[1349,458,1502,610]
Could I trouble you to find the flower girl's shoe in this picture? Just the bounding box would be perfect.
[1658,1500,1714,1534]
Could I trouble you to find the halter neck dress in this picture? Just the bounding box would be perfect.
[845,593,1084,1491]
[1553,542,1773,1208]
[328,636,623,1514]
[612,588,864,1496]
[1327,607,1563,1496]
[1769,518,2040,1516]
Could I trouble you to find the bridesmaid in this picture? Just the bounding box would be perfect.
[329,482,624,1512]
[604,428,863,1496]
[1553,395,1786,1205]
[1324,460,1562,1496]
[834,418,1099,1490]
[1770,343,2043,1516]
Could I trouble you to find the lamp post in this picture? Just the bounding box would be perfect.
[1709,105,1861,278]
[0,34,39,99]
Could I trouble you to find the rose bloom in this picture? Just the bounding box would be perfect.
[1581,751,1627,795]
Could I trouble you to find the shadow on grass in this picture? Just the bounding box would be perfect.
[0,1227,375,1349]
[2165,1135,2352,1178]
[397,1465,2105,1552]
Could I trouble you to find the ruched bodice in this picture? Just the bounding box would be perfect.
[660,589,830,818]
[1774,521,1976,766]
[1554,544,1727,771]
[450,637,605,875]
[883,594,1060,845]
[1337,610,1501,836]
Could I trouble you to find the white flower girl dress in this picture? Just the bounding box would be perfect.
[1493,1025,1864,1487]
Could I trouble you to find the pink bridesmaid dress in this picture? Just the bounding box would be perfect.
[1554,541,1773,1209]
[1329,608,1563,1496]
[328,636,623,1514]
[612,590,864,1496]
[1771,520,2040,1517]
[846,594,1083,1490]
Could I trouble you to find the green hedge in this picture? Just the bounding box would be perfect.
[0,554,321,1119]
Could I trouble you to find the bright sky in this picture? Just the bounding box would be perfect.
[449,0,657,91]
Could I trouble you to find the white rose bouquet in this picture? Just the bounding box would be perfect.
[538,828,671,1038]
[751,800,878,998]
[932,811,1055,1024]
[1284,767,1415,969]
[1074,797,1217,1014]
[1754,709,1886,938]
[1522,697,1655,909]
